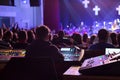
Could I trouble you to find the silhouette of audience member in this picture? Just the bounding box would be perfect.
[12,33,18,43]
[110,32,118,47]
[13,30,28,49]
[88,29,114,50]
[27,30,35,43]
[71,33,82,45]
[82,33,89,48]
[0,28,12,49]
[3,30,14,46]
[51,34,58,44]
[117,33,120,48]
[52,30,71,48]
[83,33,89,43]
[25,25,64,62]
[11,23,20,33]
[89,34,97,45]
[1,23,7,32]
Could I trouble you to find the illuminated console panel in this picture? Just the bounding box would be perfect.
[79,53,120,76]
[80,53,120,70]
[0,49,26,61]
[80,55,108,69]
[60,47,84,61]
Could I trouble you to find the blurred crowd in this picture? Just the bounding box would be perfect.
[0,23,119,51]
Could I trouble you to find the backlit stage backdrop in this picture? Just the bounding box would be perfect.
[59,0,120,35]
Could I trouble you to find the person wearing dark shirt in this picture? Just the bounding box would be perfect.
[0,28,12,49]
[25,25,64,62]
[13,30,29,49]
[88,29,114,50]
[52,30,72,48]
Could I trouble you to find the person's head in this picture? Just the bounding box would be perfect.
[110,32,117,45]
[27,30,35,43]
[18,30,28,43]
[58,30,65,38]
[12,33,18,42]
[83,33,88,43]
[72,33,82,44]
[89,34,97,44]
[98,29,109,42]
[0,28,3,39]
[117,33,120,46]
[36,25,51,41]
[3,30,13,41]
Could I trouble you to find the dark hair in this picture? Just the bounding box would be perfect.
[3,30,13,40]
[36,25,50,40]
[27,30,35,43]
[110,33,117,45]
[117,33,120,47]
[72,33,82,44]
[18,30,28,41]
[0,28,3,39]
[12,33,18,42]
[83,33,88,43]
[98,29,108,42]
[58,30,65,38]
[89,35,96,44]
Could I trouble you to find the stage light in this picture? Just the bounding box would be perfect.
[67,25,69,28]
[108,22,112,25]
[117,19,120,23]
[96,24,99,27]
[103,21,106,26]
[82,0,90,8]
[116,5,120,15]
[81,21,84,26]
[93,5,101,16]
[22,0,27,4]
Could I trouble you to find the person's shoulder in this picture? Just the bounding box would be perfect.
[88,43,99,50]
[105,43,115,47]
[49,44,59,50]
[89,43,99,47]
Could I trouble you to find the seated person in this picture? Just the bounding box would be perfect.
[25,25,64,62]
[52,30,72,48]
[0,28,12,49]
[13,30,29,49]
[88,29,114,51]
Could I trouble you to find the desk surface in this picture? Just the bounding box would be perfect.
[63,66,120,80]
[64,66,81,76]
